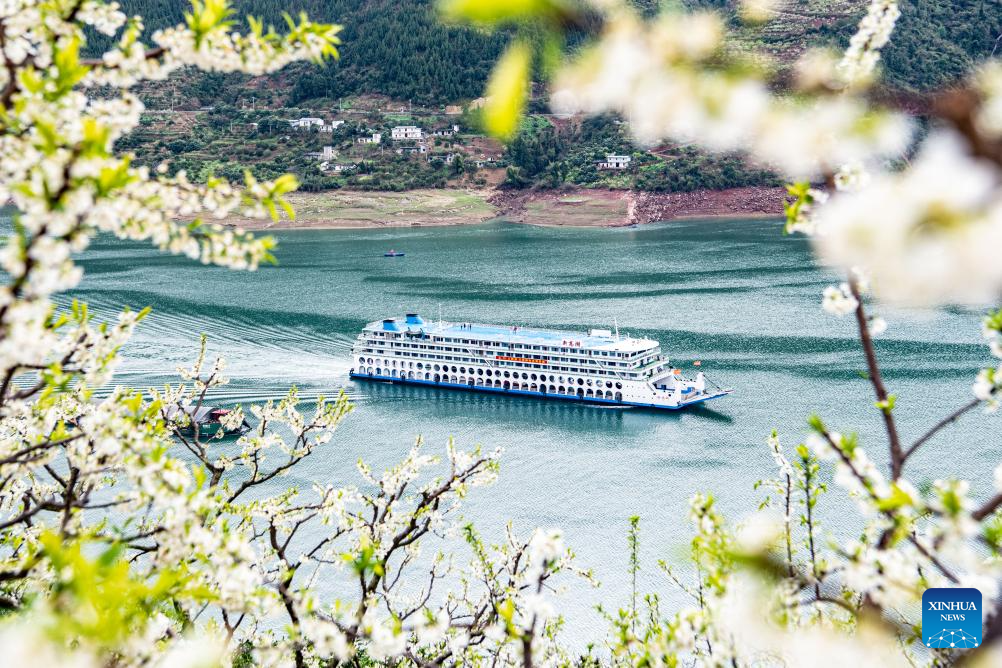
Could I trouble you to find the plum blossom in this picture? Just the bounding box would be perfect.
[974,368,1000,411]
[549,9,911,180]
[815,131,1002,305]
[822,283,858,315]
[837,0,900,86]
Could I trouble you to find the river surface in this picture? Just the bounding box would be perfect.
[71,218,994,643]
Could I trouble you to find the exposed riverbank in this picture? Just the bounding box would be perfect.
[489,186,786,227]
[225,186,786,230]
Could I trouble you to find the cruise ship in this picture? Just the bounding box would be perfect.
[349,314,731,410]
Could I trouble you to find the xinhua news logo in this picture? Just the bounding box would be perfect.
[922,588,982,649]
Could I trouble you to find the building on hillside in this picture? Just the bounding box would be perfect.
[391,125,424,140]
[432,125,460,137]
[396,144,428,155]
[318,120,346,133]
[319,161,356,173]
[307,146,338,160]
[597,154,632,170]
[357,132,382,144]
[428,153,457,165]
[289,117,325,130]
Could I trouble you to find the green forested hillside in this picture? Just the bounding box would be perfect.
[102,0,506,105]
[869,0,1000,91]
[797,0,1002,91]
[109,0,1001,106]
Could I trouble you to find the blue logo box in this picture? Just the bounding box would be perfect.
[923,588,982,649]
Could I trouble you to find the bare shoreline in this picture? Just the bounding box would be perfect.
[222,186,786,231]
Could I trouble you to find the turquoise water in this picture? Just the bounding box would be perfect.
[72,218,994,641]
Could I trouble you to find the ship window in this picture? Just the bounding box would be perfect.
[616,382,622,389]
[521,372,528,379]
[504,371,510,378]
[577,378,584,385]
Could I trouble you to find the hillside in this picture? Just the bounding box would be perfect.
[99,0,506,106]
[111,1,1001,107]
[739,0,1001,92]
[106,0,1001,198]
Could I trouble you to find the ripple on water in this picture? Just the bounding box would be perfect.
[70,220,990,646]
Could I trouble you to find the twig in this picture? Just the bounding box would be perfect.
[903,398,981,463]
[848,278,905,480]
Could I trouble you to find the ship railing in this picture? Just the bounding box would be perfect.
[429,322,653,360]
[581,355,629,382]
[453,341,498,369]
[363,337,644,378]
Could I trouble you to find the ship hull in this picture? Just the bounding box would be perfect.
[349,371,728,410]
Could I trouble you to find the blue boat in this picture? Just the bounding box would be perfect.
[383,250,405,257]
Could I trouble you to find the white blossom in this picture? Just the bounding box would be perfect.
[822,283,858,315]
[815,131,1002,305]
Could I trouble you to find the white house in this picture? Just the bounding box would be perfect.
[597,154,632,170]
[391,125,424,140]
[428,153,456,165]
[318,120,345,133]
[432,125,460,137]
[319,162,356,173]
[307,146,338,160]
[357,132,382,144]
[289,117,324,130]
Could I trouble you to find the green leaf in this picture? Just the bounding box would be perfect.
[483,41,532,141]
[806,414,825,434]
[439,0,562,24]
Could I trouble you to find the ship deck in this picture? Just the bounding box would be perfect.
[370,320,653,352]
[349,370,729,410]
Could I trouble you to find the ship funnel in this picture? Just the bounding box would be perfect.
[382,318,402,332]
[405,313,424,325]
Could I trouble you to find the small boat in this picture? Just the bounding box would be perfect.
[383,250,406,257]
[164,405,252,439]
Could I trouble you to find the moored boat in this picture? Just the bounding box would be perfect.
[164,405,252,438]
[349,313,731,410]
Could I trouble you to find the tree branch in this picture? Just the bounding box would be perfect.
[848,277,905,480]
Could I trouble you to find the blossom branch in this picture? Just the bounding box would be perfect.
[847,277,904,479]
